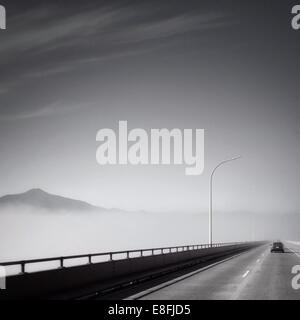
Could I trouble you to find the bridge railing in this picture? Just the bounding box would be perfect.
[0,242,249,275]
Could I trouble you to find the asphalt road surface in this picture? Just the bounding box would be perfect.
[127,242,300,300]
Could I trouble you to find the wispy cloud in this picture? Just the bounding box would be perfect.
[0,101,81,121]
[110,12,230,45]
[0,1,234,119]
[0,3,232,73]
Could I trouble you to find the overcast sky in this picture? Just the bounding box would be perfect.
[0,0,299,213]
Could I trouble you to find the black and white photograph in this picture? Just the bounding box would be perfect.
[0,0,300,306]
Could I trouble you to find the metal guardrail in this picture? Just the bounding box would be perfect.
[0,242,249,275]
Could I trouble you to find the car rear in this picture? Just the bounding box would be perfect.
[271,242,284,253]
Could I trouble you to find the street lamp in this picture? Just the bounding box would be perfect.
[209,156,242,246]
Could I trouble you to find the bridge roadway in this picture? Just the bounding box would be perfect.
[126,242,300,300]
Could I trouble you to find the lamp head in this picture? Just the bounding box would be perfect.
[231,155,242,161]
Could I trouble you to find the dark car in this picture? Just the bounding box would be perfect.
[271,241,284,253]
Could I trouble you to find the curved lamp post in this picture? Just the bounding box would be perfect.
[209,156,242,246]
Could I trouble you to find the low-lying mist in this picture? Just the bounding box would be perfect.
[0,205,299,262]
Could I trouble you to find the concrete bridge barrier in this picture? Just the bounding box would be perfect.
[0,242,265,299]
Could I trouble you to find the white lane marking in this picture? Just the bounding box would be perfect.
[286,241,300,258]
[231,248,269,300]
[242,270,250,278]
[288,247,300,259]
[125,251,247,300]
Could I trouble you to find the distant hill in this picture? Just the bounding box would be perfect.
[0,188,103,212]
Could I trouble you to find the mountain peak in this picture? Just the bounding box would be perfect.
[0,188,102,212]
[25,188,48,195]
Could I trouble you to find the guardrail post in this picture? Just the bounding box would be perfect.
[109,253,113,261]
[88,255,92,264]
[126,251,130,259]
[20,262,25,274]
[60,258,64,268]
[140,250,143,257]
[151,249,154,255]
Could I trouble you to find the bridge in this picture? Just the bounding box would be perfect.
[1,240,299,300]
[127,241,300,300]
